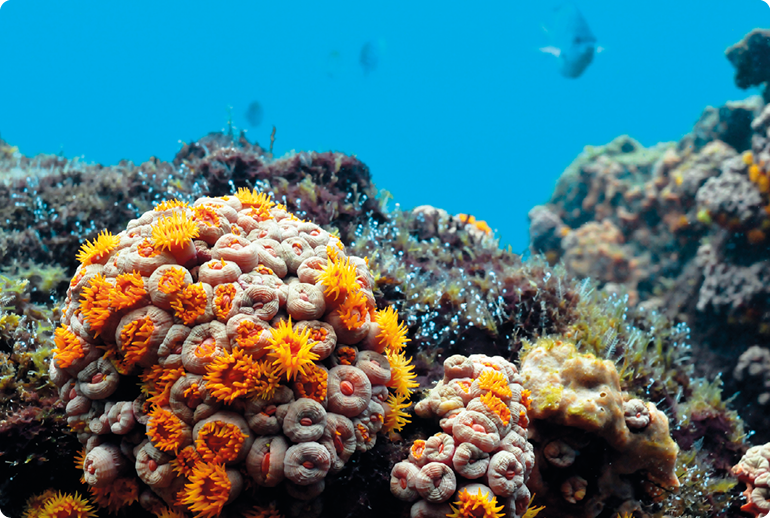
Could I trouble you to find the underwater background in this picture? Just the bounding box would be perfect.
[4,1,770,518]
[0,0,764,250]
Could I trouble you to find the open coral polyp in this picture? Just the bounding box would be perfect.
[318,248,359,304]
[204,348,257,403]
[386,349,419,399]
[110,271,146,310]
[171,445,201,477]
[383,391,412,434]
[53,325,84,368]
[119,315,154,367]
[180,462,231,518]
[196,421,247,464]
[251,359,281,400]
[38,491,97,518]
[480,392,511,426]
[293,362,328,403]
[147,406,187,454]
[235,188,275,217]
[154,199,190,211]
[80,274,113,335]
[477,370,512,399]
[89,478,139,514]
[336,289,370,330]
[375,306,410,353]
[157,267,187,294]
[266,318,319,381]
[170,284,207,325]
[448,488,505,518]
[152,211,200,252]
[76,231,120,266]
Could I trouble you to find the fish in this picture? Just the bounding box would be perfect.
[359,41,379,75]
[540,2,597,78]
[245,101,263,128]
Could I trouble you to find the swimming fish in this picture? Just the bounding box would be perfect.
[245,101,263,127]
[540,2,597,78]
[359,41,379,75]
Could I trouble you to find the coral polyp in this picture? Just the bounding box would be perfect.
[266,318,319,381]
[151,211,200,253]
[76,231,120,266]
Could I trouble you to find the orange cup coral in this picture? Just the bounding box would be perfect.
[51,190,418,517]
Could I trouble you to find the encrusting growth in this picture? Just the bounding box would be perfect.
[392,353,534,518]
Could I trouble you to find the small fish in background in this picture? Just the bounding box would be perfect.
[245,101,263,127]
[359,41,379,75]
[540,2,598,78]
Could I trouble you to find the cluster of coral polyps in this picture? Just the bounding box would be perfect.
[390,354,534,518]
[48,189,417,517]
[519,338,679,517]
[22,489,96,518]
[733,442,770,517]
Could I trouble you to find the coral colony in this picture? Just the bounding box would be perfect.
[46,190,417,517]
[7,26,770,518]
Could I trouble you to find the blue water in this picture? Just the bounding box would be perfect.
[0,0,763,250]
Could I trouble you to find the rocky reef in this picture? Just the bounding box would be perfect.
[529,28,770,450]
[2,28,769,518]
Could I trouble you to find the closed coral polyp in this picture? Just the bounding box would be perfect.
[266,318,319,381]
[54,325,84,368]
[196,421,247,464]
[77,230,120,266]
[137,238,161,258]
[152,211,200,252]
[180,462,231,518]
[336,345,357,365]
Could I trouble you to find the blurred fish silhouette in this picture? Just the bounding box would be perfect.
[245,101,263,127]
[540,2,598,78]
[359,41,379,75]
